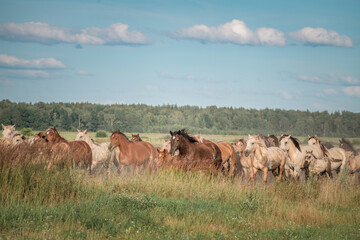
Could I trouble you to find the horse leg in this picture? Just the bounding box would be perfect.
[279,161,285,181]
[250,167,258,186]
[263,167,269,185]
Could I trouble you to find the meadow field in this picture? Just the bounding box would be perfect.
[1,131,360,239]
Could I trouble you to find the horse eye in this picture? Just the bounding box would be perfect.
[285,142,288,145]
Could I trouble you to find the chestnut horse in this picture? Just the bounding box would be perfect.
[169,130,222,172]
[109,130,157,172]
[196,135,236,177]
[131,134,142,142]
[45,127,92,173]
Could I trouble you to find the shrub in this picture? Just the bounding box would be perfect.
[20,128,33,136]
[96,130,107,138]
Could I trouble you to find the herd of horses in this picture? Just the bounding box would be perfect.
[1,123,360,184]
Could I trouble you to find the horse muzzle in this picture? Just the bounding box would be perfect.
[108,145,115,151]
[244,150,250,157]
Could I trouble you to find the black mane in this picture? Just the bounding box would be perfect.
[174,129,198,143]
[280,134,302,152]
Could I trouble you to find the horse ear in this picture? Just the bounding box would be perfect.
[11,125,15,130]
[84,129,87,134]
[170,131,173,136]
[156,148,160,153]
[314,134,318,138]
[339,139,341,143]
[77,129,80,133]
[274,134,277,137]
[1,123,4,129]
[111,130,114,134]
[53,126,57,130]
[267,133,270,137]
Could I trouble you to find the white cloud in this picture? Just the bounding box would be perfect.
[342,86,360,97]
[0,54,65,69]
[316,88,338,97]
[288,27,353,47]
[171,19,286,46]
[0,22,149,45]
[281,91,293,99]
[295,73,359,85]
[0,69,50,78]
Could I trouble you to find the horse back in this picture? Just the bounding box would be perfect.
[68,140,92,167]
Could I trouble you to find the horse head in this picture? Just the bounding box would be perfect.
[131,134,142,142]
[244,135,258,157]
[75,129,88,141]
[45,127,61,142]
[1,124,17,139]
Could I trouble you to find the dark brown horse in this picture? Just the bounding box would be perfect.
[339,138,359,156]
[169,129,222,172]
[109,130,157,171]
[131,134,142,142]
[45,127,92,173]
[267,134,279,147]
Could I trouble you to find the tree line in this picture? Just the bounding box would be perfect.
[0,99,359,137]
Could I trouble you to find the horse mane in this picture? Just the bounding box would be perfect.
[90,137,100,146]
[340,138,355,152]
[111,130,130,141]
[174,129,198,143]
[280,134,302,152]
[309,135,329,157]
[255,135,268,147]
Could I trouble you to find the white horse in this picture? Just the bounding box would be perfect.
[279,135,329,180]
[75,129,120,172]
[1,124,18,139]
[308,135,347,173]
[244,135,287,184]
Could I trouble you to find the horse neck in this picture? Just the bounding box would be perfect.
[254,143,267,160]
[53,134,66,143]
[82,135,95,147]
[115,134,131,152]
[287,141,302,161]
[178,138,192,156]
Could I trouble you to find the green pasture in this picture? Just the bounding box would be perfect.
[1,131,360,238]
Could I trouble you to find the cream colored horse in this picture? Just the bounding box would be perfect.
[75,129,120,172]
[308,135,347,173]
[279,135,328,180]
[244,135,287,184]
[1,124,18,139]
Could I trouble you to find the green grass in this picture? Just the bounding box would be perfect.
[0,155,359,239]
[1,132,360,239]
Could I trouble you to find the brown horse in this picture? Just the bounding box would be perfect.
[194,135,236,177]
[109,130,157,172]
[169,130,222,172]
[45,127,92,173]
[267,134,279,147]
[216,141,237,177]
[339,138,360,156]
[131,134,142,142]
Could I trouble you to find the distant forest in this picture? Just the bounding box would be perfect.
[0,99,359,137]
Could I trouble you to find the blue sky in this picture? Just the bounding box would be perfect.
[0,0,359,112]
